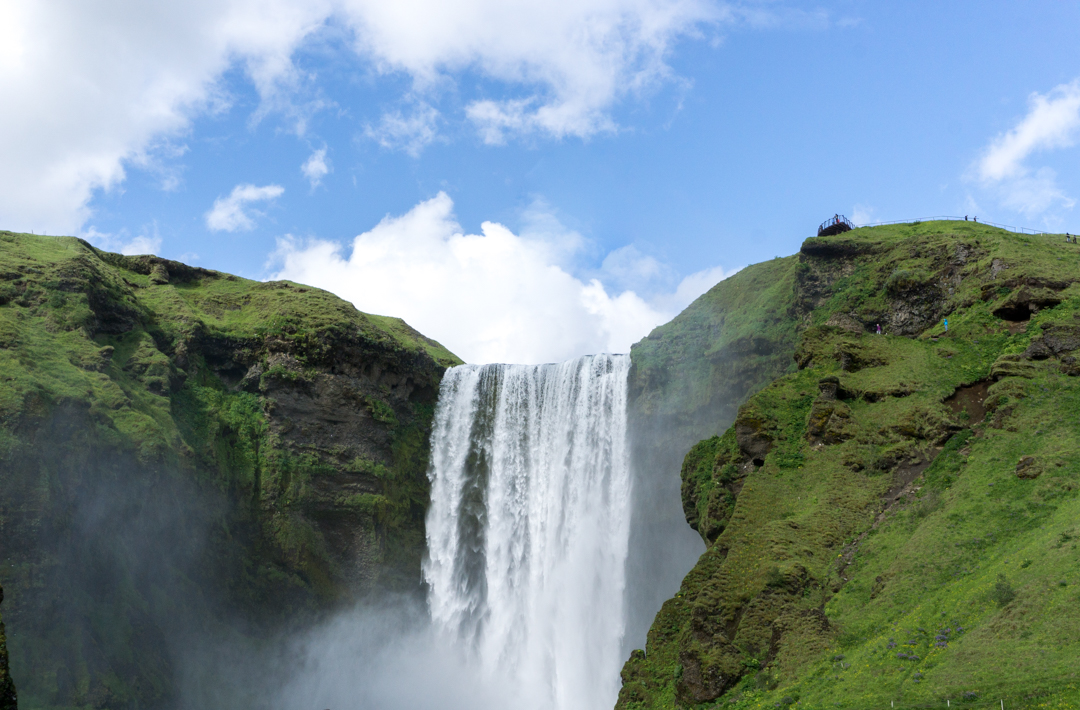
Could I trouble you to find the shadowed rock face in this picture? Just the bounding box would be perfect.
[0,584,15,710]
[0,583,13,708]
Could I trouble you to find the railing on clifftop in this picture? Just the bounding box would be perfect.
[811,215,1058,238]
[817,214,855,237]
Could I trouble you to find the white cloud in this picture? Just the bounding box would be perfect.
[270,192,731,364]
[974,80,1080,217]
[0,0,728,232]
[81,226,163,256]
[0,0,329,235]
[302,148,331,187]
[364,102,441,156]
[120,234,164,256]
[206,183,285,232]
[995,167,1074,216]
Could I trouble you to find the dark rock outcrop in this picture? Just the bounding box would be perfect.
[0,584,15,710]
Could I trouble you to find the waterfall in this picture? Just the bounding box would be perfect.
[424,354,632,710]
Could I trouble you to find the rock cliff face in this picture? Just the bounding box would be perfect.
[620,222,1080,708]
[0,232,459,708]
[0,584,15,710]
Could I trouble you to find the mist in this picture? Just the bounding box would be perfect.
[179,600,514,710]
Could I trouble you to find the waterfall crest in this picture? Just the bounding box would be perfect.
[424,354,632,710]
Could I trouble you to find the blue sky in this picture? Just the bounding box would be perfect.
[3,1,1080,363]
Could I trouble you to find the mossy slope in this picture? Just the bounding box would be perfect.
[625,256,804,645]
[0,231,460,709]
[620,222,1080,709]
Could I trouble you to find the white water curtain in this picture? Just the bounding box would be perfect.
[424,354,632,710]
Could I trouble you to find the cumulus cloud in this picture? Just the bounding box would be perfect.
[206,183,285,232]
[0,0,724,232]
[974,80,1080,217]
[270,192,732,364]
[81,226,163,256]
[302,148,330,188]
[0,0,329,235]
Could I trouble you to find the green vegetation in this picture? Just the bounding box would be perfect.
[631,255,801,444]
[620,222,1080,709]
[0,231,460,709]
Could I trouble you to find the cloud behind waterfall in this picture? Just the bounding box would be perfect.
[270,192,735,364]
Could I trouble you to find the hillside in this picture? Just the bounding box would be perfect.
[625,256,803,646]
[0,231,460,708]
[619,221,1080,709]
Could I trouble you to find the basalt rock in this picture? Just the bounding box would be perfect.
[1023,324,1080,360]
[0,584,15,710]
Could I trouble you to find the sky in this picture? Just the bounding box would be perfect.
[3,0,1080,364]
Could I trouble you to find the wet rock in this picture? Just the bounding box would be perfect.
[0,583,16,710]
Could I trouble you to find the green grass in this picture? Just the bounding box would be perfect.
[620,222,1080,709]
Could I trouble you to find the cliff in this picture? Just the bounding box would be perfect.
[0,231,460,708]
[0,584,14,710]
[625,257,803,646]
[620,222,1080,708]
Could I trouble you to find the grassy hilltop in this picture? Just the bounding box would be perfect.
[0,231,459,708]
[619,221,1080,709]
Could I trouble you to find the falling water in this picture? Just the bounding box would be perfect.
[424,354,632,710]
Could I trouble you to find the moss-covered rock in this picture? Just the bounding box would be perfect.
[0,232,460,708]
[620,222,1080,709]
[626,256,805,644]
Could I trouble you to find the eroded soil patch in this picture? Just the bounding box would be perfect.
[944,379,990,425]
